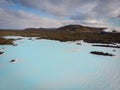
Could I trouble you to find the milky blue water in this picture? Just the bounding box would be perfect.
[0,36,120,90]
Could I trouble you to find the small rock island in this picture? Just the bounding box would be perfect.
[10,59,16,63]
[90,51,114,56]
[0,52,4,56]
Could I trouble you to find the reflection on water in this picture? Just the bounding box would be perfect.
[0,36,120,90]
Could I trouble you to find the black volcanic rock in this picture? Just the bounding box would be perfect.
[10,59,16,63]
[0,52,4,55]
[76,43,81,45]
[113,50,116,51]
[90,51,114,56]
[92,45,120,48]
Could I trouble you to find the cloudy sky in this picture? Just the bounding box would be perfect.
[0,0,120,31]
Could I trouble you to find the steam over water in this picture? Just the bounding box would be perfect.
[0,36,120,90]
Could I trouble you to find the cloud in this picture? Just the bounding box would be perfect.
[0,8,63,29]
[0,0,120,31]
[93,0,120,18]
[0,0,14,7]
[12,0,120,18]
[12,0,91,17]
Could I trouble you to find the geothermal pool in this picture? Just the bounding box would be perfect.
[0,36,120,90]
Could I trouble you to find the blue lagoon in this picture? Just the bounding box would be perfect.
[0,36,120,90]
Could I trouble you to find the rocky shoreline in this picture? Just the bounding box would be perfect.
[0,37,14,45]
[0,25,120,44]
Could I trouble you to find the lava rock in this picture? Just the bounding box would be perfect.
[113,50,116,51]
[90,51,114,56]
[76,43,81,45]
[92,45,120,48]
[0,52,4,55]
[10,59,16,63]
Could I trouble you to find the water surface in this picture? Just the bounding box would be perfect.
[0,36,120,90]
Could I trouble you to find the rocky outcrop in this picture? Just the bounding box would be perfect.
[0,52,4,56]
[90,51,114,56]
[92,45,120,48]
[10,59,16,63]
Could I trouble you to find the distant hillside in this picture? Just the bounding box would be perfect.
[24,24,106,33]
[0,24,120,43]
[56,25,106,33]
[24,28,56,31]
[24,28,46,31]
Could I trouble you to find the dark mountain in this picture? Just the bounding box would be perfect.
[56,25,106,33]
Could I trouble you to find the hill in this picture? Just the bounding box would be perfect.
[0,24,120,44]
[24,24,106,33]
[56,25,106,33]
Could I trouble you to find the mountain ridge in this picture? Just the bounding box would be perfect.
[24,24,106,33]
